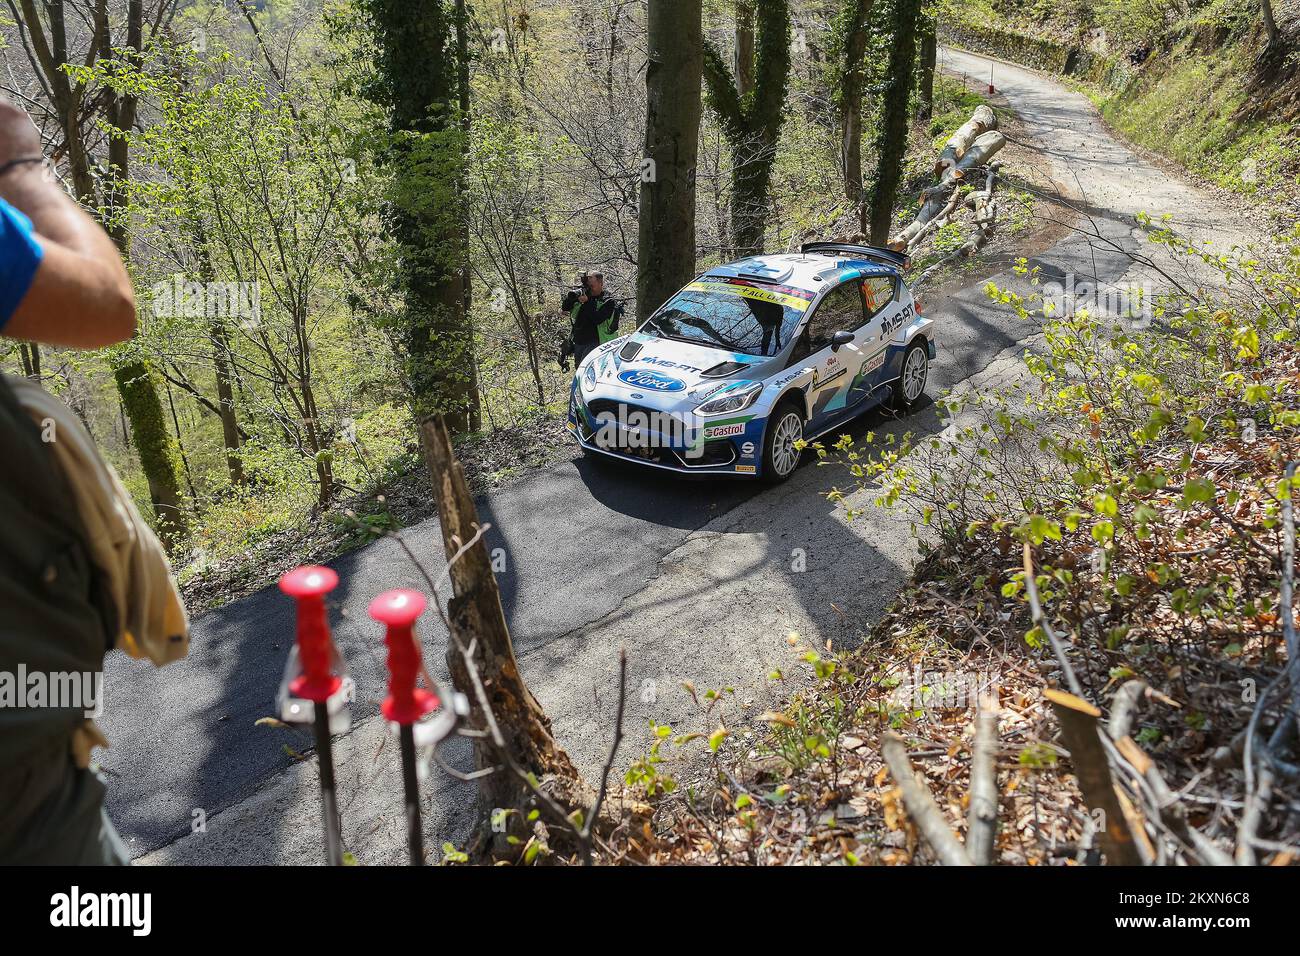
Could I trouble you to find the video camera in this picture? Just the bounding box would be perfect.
[560,272,593,315]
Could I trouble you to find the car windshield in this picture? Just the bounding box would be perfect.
[640,279,809,357]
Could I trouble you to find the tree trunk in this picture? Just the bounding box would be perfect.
[838,0,875,224]
[114,360,188,546]
[730,141,773,257]
[210,319,244,485]
[1262,0,1280,51]
[917,12,937,122]
[365,0,482,434]
[637,0,703,322]
[868,0,921,245]
[735,0,756,100]
[421,415,588,860]
[701,0,790,258]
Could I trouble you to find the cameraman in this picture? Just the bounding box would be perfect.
[562,272,623,367]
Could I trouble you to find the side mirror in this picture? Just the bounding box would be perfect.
[830,330,855,351]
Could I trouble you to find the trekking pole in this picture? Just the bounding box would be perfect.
[369,589,438,866]
[279,565,346,866]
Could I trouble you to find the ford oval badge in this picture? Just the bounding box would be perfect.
[617,368,686,392]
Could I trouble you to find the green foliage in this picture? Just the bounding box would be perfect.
[831,224,1300,696]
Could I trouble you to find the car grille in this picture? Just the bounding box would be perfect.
[584,399,659,420]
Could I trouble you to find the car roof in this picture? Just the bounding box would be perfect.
[702,251,899,296]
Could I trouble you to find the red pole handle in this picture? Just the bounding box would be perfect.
[369,589,438,725]
[279,566,342,703]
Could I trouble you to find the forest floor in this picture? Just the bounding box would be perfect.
[177,412,573,611]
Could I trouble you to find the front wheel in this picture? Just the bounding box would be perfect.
[892,340,929,411]
[762,403,804,484]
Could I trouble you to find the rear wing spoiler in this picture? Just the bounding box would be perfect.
[799,242,909,271]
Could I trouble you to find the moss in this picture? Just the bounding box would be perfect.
[113,357,188,545]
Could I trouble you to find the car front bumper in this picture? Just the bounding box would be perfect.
[566,387,764,477]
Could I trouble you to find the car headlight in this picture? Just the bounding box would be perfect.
[582,362,597,393]
[695,381,762,416]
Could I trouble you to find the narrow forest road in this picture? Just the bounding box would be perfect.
[112,48,1259,864]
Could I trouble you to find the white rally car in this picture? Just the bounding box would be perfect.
[567,242,935,482]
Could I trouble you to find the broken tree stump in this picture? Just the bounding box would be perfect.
[1044,688,1145,865]
[421,414,590,858]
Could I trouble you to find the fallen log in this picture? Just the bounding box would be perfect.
[882,732,973,866]
[892,107,1005,253]
[935,103,997,177]
[966,692,1000,865]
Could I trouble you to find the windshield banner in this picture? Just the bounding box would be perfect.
[685,279,814,312]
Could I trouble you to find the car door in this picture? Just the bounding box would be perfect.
[845,274,903,407]
[788,279,866,433]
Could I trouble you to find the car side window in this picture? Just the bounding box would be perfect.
[802,281,863,354]
[860,276,897,324]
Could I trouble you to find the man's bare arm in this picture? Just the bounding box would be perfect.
[0,100,136,349]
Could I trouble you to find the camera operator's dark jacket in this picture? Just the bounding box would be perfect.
[567,292,621,349]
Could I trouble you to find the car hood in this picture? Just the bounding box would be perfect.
[584,331,778,403]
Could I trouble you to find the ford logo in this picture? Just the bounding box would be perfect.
[617,369,686,392]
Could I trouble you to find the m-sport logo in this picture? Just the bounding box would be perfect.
[617,368,686,392]
[50,886,151,936]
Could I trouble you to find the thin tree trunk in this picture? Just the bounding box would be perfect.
[421,415,588,860]
[917,12,937,122]
[211,319,245,484]
[868,0,921,244]
[1262,0,1280,51]
[839,0,874,222]
[637,0,703,322]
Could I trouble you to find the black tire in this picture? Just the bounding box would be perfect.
[761,400,805,484]
[892,339,929,411]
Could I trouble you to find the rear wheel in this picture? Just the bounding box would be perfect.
[762,402,804,483]
[892,340,929,411]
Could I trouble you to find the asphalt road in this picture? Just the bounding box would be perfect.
[103,48,1255,861]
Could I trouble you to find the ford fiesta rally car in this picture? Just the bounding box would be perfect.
[566,242,936,483]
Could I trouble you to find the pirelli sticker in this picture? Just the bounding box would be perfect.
[687,280,812,312]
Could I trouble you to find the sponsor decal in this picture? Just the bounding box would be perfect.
[740,441,756,457]
[735,464,757,474]
[692,382,729,401]
[565,419,576,432]
[617,368,686,392]
[862,275,894,313]
[862,350,886,374]
[704,421,748,439]
[880,302,914,337]
[686,279,812,312]
[639,356,704,373]
[814,366,847,389]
